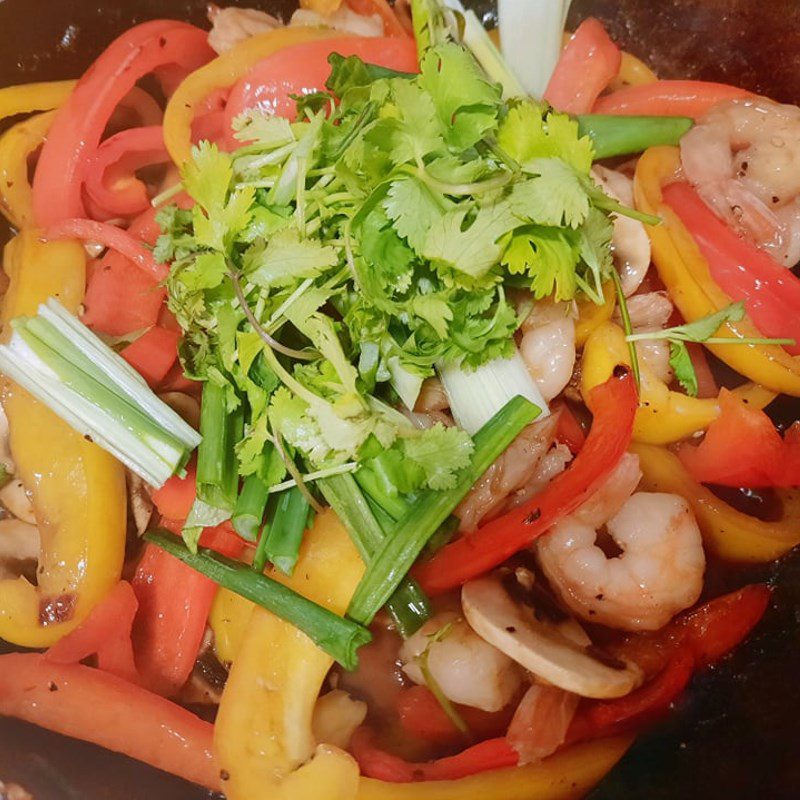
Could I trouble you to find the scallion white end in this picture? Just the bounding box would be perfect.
[0,299,201,488]
[438,348,548,435]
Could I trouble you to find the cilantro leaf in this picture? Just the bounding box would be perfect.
[244,229,339,288]
[669,341,698,397]
[510,159,591,229]
[401,423,474,490]
[383,177,445,253]
[660,302,746,343]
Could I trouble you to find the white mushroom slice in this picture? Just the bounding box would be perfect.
[158,392,201,430]
[0,478,36,524]
[0,403,15,472]
[0,517,40,579]
[461,576,643,699]
[127,470,154,535]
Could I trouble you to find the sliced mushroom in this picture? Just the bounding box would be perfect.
[158,391,201,430]
[0,478,36,524]
[462,576,643,699]
[127,470,154,536]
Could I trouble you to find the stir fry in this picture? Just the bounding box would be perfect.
[0,1,797,798]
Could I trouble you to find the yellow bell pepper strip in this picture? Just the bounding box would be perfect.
[355,735,634,800]
[631,442,800,563]
[208,586,254,664]
[575,281,616,348]
[163,27,341,167]
[634,146,800,396]
[609,50,658,91]
[214,508,364,800]
[0,111,56,228]
[0,230,126,647]
[0,80,76,121]
[581,321,775,445]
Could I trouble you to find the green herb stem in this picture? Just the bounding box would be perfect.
[578,115,694,160]
[232,473,271,542]
[347,395,540,625]
[264,486,311,576]
[145,529,371,670]
[610,269,641,390]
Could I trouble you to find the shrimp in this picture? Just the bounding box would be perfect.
[456,416,558,531]
[613,292,675,384]
[207,6,281,54]
[537,454,706,631]
[592,166,651,296]
[681,97,800,266]
[399,612,523,712]
[506,684,579,764]
[520,300,577,404]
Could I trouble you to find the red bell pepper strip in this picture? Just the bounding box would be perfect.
[677,389,797,488]
[223,36,418,147]
[131,523,243,697]
[662,181,800,355]
[345,0,411,37]
[45,218,169,282]
[32,21,213,226]
[396,685,514,745]
[567,647,695,744]
[121,326,181,387]
[553,401,587,454]
[45,580,140,685]
[593,79,752,118]
[350,728,518,783]
[544,18,621,115]
[151,463,197,520]
[0,652,219,789]
[85,126,169,218]
[415,367,637,595]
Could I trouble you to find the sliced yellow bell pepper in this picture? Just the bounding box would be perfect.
[581,321,774,444]
[0,111,55,228]
[209,586,254,664]
[0,80,75,122]
[634,146,800,396]
[0,231,126,647]
[214,508,364,800]
[610,51,658,92]
[356,735,633,800]
[575,281,616,348]
[632,442,800,562]
[164,27,340,167]
[300,0,344,15]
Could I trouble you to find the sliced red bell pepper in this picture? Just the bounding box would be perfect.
[350,727,518,783]
[662,181,800,355]
[414,367,637,595]
[121,326,181,387]
[544,18,621,115]
[223,36,418,148]
[33,21,213,226]
[346,0,411,37]
[396,685,513,745]
[553,401,587,454]
[45,580,140,685]
[0,652,219,789]
[567,647,695,744]
[131,522,243,697]
[592,79,752,118]
[85,126,169,218]
[677,389,796,488]
[45,218,169,282]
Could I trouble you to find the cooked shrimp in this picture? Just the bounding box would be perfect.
[456,416,558,531]
[592,166,651,296]
[506,684,579,764]
[207,6,282,54]
[613,292,674,384]
[399,612,523,712]
[520,301,576,403]
[538,457,706,631]
[636,339,673,385]
[681,97,800,266]
[506,442,572,510]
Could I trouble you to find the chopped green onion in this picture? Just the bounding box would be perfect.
[578,115,694,160]
[263,486,311,576]
[196,381,242,512]
[251,495,277,574]
[498,0,573,98]
[438,349,548,435]
[348,395,540,625]
[0,300,200,487]
[145,529,371,670]
[319,472,431,637]
[354,465,414,521]
[232,473,271,542]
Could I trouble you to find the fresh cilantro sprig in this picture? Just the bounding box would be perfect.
[626,301,795,396]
